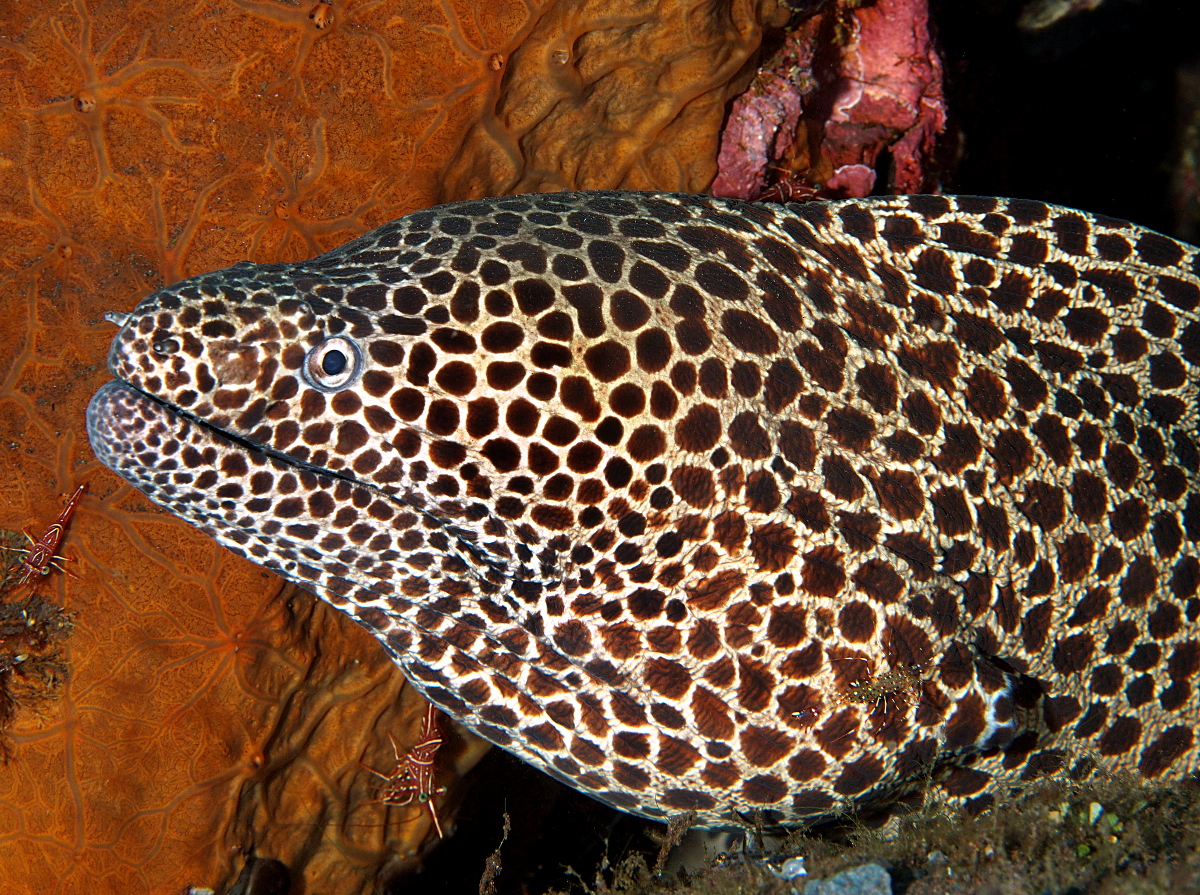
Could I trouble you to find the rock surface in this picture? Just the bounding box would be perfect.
[804,863,892,895]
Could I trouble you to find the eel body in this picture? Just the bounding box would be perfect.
[87,191,1200,828]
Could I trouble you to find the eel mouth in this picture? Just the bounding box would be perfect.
[88,378,371,496]
[87,378,423,591]
[87,378,508,578]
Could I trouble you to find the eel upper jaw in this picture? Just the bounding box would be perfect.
[104,312,375,494]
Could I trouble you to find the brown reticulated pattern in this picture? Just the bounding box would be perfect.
[91,190,1200,829]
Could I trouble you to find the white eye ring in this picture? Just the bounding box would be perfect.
[303,336,362,392]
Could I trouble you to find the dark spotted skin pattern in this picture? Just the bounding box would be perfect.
[87,192,1200,829]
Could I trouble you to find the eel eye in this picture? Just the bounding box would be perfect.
[303,336,361,392]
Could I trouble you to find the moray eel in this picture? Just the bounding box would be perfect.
[87,191,1200,828]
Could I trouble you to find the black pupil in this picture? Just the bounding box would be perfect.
[321,349,347,376]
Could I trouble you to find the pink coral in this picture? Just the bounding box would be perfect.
[710,15,818,200]
[823,0,946,195]
[714,0,947,201]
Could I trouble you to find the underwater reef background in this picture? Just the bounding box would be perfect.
[0,0,1196,893]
